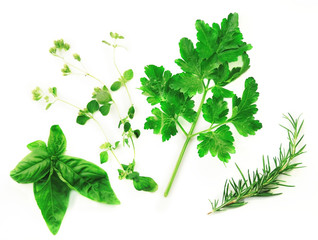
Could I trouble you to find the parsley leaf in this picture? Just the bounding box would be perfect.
[140,65,172,105]
[197,125,235,162]
[230,77,262,136]
[144,108,177,141]
[202,96,229,124]
[141,13,261,197]
[216,13,253,62]
[175,38,201,76]
[170,73,204,97]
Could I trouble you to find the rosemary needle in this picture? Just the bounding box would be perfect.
[209,113,306,214]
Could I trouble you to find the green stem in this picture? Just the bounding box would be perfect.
[176,119,188,137]
[190,121,229,138]
[113,46,133,105]
[164,86,209,197]
[56,55,105,85]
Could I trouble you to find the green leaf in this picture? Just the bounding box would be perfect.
[175,38,201,76]
[124,122,131,132]
[100,151,108,164]
[99,103,111,116]
[47,125,67,156]
[216,13,252,63]
[195,19,218,59]
[202,97,229,124]
[55,155,120,204]
[32,87,43,101]
[87,100,99,114]
[230,77,262,136]
[211,53,250,86]
[211,86,234,98]
[160,89,196,123]
[140,65,172,105]
[93,86,112,104]
[34,172,70,235]
[170,73,203,97]
[128,106,135,119]
[197,125,235,162]
[133,129,141,138]
[10,150,51,183]
[73,53,81,62]
[110,81,122,91]
[110,32,124,39]
[133,176,158,192]
[76,114,90,125]
[126,171,139,180]
[49,87,58,97]
[27,140,47,152]
[144,108,177,142]
[123,69,134,81]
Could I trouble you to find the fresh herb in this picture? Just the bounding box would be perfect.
[33,33,157,192]
[10,125,119,235]
[140,13,262,197]
[209,114,305,213]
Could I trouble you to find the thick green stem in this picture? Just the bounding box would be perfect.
[164,87,209,197]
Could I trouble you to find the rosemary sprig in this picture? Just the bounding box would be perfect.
[208,114,306,214]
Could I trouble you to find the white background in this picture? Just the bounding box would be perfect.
[1,0,317,239]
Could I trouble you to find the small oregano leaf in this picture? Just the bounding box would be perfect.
[110,81,122,91]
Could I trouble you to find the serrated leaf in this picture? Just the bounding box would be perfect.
[202,96,229,124]
[144,108,177,142]
[212,86,234,98]
[230,77,262,136]
[170,73,203,97]
[175,38,201,76]
[140,65,172,105]
[197,125,235,162]
[216,13,252,63]
[211,53,250,86]
[195,19,218,59]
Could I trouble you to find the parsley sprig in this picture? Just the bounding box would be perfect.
[140,13,262,196]
[33,33,157,193]
[209,114,305,213]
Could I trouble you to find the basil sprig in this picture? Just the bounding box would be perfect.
[10,125,120,235]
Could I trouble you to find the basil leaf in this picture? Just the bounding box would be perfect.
[34,172,70,235]
[47,125,66,156]
[133,176,158,192]
[10,150,51,183]
[55,155,120,205]
[27,140,47,152]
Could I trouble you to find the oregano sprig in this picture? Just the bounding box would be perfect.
[140,13,262,197]
[33,33,157,193]
[209,114,305,213]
